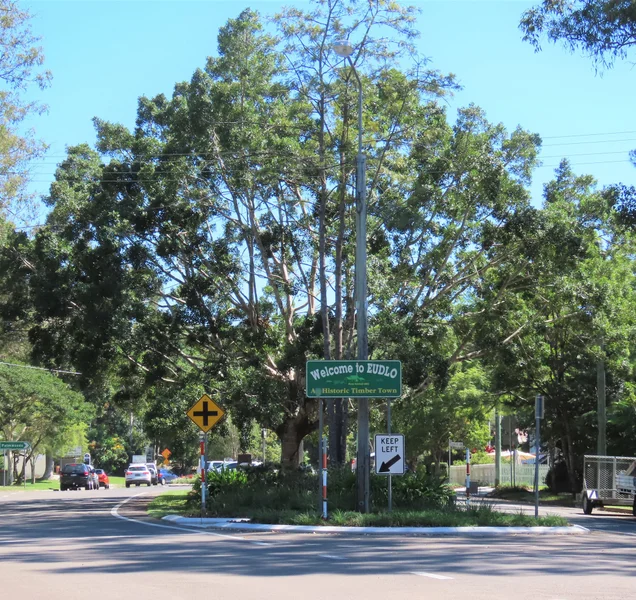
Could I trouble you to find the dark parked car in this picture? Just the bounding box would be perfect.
[60,463,97,491]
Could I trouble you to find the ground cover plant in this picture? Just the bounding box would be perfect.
[147,490,569,527]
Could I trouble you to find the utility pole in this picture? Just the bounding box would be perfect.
[333,39,369,513]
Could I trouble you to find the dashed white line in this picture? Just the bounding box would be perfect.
[319,554,346,560]
[411,571,453,580]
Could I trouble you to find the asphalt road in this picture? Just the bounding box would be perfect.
[1,486,635,600]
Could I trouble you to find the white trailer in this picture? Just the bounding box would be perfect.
[582,454,636,516]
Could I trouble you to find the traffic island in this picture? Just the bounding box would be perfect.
[149,492,586,535]
[161,514,588,536]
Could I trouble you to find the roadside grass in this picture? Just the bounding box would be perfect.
[0,479,59,491]
[246,506,569,528]
[487,485,576,506]
[147,490,190,518]
[108,476,125,487]
[147,490,569,527]
[172,476,195,485]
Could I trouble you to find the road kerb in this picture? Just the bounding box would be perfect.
[161,515,590,536]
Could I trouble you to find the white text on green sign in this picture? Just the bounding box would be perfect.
[0,441,30,450]
[306,360,402,398]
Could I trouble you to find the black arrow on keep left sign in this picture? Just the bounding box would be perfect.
[379,454,401,473]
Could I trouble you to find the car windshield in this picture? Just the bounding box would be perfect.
[62,465,87,474]
[129,466,147,472]
[94,469,103,474]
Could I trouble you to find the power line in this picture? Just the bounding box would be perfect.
[0,361,82,376]
[542,130,636,140]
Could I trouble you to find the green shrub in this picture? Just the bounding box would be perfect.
[189,463,455,515]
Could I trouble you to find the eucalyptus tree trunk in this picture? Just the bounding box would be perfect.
[42,450,54,480]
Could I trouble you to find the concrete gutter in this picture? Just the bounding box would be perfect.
[162,515,589,536]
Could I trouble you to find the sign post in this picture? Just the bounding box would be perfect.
[387,399,392,512]
[534,394,544,518]
[0,442,30,488]
[199,432,207,514]
[186,394,226,516]
[307,360,402,515]
[374,434,405,476]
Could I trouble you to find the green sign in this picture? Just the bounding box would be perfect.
[0,441,30,451]
[306,360,402,398]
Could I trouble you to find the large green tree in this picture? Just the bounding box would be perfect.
[476,162,636,491]
[26,2,544,471]
[0,362,92,482]
[520,0,636,69]
[0,0,51,218]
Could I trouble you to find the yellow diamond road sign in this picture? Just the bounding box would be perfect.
[186,394,225,433]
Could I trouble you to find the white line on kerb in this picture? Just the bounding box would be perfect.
[411,572,454,580]
[111,492,269,545]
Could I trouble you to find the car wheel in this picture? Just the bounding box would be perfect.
[582,493,593,515]
[106,484,110,489]
[125,483,130,488]
[147,482,151,486]
[632,495,636,517]
[136,483,140,487]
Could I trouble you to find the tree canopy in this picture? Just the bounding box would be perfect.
[520,0,636,68]
[0,0,51,218]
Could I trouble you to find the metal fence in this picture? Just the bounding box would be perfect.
[450,463,549,487]
[583,455,636,502]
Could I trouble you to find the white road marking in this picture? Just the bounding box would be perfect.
[319,554,346,560]
[411,571,453,580]
[337,544,360,548]
[111,493,259,543]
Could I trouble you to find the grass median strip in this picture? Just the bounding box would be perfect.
[147,490,190,519]
[147,491,569,527]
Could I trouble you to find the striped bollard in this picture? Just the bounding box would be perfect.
[322,438,328,520]
[465,448,471,507]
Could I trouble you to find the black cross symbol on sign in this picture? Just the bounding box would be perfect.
[193,401,219,427]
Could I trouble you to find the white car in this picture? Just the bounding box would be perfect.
[125,464,152,487]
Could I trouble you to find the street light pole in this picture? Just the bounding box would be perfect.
[334,39,369,513]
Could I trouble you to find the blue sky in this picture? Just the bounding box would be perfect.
[21,0,636,225]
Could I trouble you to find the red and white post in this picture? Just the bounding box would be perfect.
[321,438,328,519]
[200,433,207,513]
[465,448,471,507]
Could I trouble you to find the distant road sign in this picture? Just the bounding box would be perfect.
[449,441,464,449]
[374,434,405,475]
[0,441,30,451]
[306,360,402,398]
[187,394,226,433]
